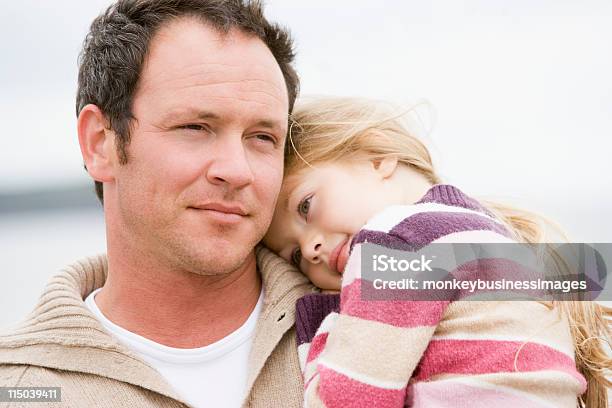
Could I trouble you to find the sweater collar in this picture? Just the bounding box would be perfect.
[0,245,313,404]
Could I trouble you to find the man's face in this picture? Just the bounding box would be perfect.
[110,18,289,275]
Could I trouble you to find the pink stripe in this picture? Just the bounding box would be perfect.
[306,332,329,364]
[413,339,586,391]
[316,365,406,408]
[341,279,448,327]
[408,380,551,408]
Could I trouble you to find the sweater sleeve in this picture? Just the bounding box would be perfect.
[302,239,448,407]
[302,190,515,407]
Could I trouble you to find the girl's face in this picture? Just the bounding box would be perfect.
[263,160,403,290]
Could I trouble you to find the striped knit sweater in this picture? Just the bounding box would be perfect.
[295,184,586,407]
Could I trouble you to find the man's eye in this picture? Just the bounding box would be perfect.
[255,134,275,143]
[291,247,302,266]
[182,124,206,131]
[297,195,312,219]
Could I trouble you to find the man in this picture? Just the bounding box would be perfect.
[0,1,314,407]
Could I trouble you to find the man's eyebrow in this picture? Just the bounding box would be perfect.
[252,119,286,133]
[159,111,285,132]
[160,109,220,122]
[196,111,220,120]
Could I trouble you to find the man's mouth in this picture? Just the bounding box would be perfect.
[189,202,248,223]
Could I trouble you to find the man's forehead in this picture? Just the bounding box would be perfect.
[140,17,286,93]
[132,17,289,122]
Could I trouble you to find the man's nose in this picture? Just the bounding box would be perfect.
[206,135,255,189]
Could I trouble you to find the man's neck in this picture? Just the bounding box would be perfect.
[95,250,262,349]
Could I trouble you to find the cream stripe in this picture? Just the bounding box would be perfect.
[436,301,575,356]
[315,312,339,335]
[297,343,309,372]
[320,314,435,384]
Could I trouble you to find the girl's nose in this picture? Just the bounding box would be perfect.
[302,238,323,264]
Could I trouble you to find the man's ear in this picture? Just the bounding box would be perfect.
[372,156,399,179]
[77,104,117,183]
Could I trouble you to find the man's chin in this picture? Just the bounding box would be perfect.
[160,217,263,275]
[172,238,257,277]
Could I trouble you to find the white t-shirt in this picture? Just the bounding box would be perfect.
[85,287,263,408]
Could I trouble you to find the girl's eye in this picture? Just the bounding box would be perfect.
[297,195,313,219]
[291,247,302,266]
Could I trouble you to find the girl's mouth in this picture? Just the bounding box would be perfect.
[330,237,351,274]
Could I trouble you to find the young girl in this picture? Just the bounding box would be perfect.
[263,97,611,407]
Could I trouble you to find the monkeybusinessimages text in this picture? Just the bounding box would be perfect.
[370,254,587,294]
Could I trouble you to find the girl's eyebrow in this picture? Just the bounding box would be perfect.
[281,188,297,212]
[283,196,291,211]
[283,189,299,212]
[281,176,307,212]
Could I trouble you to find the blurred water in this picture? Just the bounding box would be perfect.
[0,208,105,329]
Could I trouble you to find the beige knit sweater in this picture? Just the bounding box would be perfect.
[0,245,315,407]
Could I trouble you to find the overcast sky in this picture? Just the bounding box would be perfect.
[1,0,611,240]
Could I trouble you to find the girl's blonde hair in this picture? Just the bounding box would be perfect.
[287,96,611,408]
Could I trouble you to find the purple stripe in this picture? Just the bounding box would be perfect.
[390,211,511,245]
[352,211,511,251]
[295,293,340,346]
[417,184,495,218]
